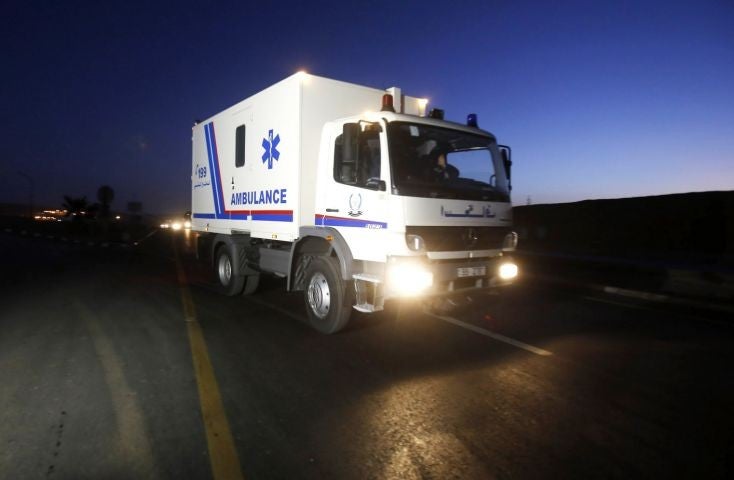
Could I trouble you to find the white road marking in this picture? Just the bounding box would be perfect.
[424,311,553,356]
[244,296,552,356]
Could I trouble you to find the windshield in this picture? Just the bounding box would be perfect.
[387,122,509,202]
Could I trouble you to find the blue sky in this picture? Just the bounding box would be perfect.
[2,0,732,212]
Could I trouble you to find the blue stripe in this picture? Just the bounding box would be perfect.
[204,124,221,217]
[319,216,387,229]
[194,213,249,220]
[252,214,294,222]
[208,124,226,216]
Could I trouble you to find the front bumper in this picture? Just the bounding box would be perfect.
[352,254,517,313]
[420,255,518,296]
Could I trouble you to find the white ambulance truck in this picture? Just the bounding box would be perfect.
[191,73,518,333]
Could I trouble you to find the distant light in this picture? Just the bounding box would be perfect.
[160,223,170,229]
[115,215,121,220]
[184,220,191,229]
[171,222,182,231]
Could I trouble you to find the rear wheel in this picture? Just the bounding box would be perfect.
[303,256,353,334]
[215,245,245,296]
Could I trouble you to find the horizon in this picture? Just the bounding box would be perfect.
[3,189,731,218]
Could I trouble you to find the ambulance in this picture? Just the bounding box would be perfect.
[191,73,518,333]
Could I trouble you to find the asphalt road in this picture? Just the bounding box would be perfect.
[1,229,732,479]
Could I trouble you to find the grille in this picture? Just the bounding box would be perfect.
[406,225,512,252]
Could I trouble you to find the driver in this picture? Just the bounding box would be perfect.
[428,150,459,181]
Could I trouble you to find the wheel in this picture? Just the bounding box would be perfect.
[215,245,245,296]
[242,273,260,295]
[303,256,353,334]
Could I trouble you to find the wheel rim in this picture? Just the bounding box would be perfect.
[217,254,232,286]
[307,272,330,319]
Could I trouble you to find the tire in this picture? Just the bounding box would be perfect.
[303,256,353,334]
[215,245,245,296]
[242,273,260,296]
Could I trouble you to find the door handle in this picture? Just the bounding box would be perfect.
[325,208,339,213]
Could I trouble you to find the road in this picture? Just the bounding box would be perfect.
[0,229,732,479]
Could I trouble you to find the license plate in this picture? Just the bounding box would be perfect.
[457,266,487,278]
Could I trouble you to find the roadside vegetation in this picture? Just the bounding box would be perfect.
[1,186,157,244]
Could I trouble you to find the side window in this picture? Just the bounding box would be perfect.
[333,124,381,188]
[235,124,246,167]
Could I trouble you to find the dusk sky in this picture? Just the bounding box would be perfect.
[2,0,732,214]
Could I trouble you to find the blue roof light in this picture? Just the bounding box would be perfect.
[467,113,478,127]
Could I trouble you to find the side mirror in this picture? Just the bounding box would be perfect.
[339,123,360,183]
[499,145,512,191]
[365,178,387,191]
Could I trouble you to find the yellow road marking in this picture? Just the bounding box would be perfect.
[173,241,245,480]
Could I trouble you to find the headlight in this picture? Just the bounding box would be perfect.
[184,220,192,229]
[498,262,518,280]
[171,222,182,231]
[387,262,433,295]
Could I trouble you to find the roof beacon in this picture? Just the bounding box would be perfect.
[381,94,395,113]
[429,108,444,120]
[467,113,478,128]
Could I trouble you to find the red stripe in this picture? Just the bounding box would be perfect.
[251,210,293,215]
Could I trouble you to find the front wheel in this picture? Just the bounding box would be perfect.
[303,256,353,334]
